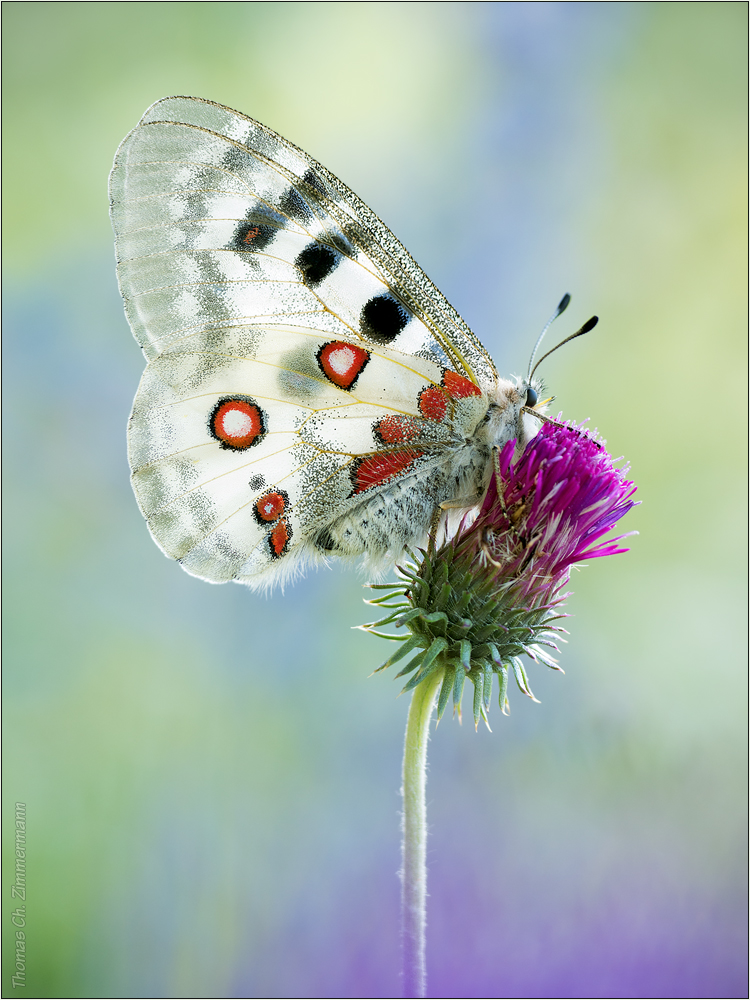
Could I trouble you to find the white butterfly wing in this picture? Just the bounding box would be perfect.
[111,96,495,586]
[112,96,497,381]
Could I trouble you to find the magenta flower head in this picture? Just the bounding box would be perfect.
[366,422,638,728]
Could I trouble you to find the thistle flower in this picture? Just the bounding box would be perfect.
[365,422,638,729]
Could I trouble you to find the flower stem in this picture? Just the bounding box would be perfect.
[401,666,443,999]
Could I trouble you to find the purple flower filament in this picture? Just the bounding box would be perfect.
[475,422,638,602]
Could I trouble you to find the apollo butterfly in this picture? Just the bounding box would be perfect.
[110,96,579,590]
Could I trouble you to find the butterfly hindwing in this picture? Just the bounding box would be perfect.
[111,97,501,587]
[127,321,489,584]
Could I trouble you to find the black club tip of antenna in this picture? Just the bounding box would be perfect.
[580,315,598,334]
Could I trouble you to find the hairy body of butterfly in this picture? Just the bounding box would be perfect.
[110,97,546,590]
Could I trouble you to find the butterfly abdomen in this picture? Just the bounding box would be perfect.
[312,439,490,561]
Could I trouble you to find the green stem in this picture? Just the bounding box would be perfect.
[401,666,443,999]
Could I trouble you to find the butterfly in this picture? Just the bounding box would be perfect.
[110,96,591,591]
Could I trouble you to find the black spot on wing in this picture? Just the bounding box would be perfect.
[230,220,277,253]
[295,243,340,286]
[279,187,313,223]
[301,168,326,196]
[360,294,410,344]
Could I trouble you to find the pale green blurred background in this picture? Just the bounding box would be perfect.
[2,3,746,997]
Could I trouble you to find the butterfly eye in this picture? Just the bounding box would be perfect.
[525,386,538,408]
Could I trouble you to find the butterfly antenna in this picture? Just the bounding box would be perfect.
[526,294,571,381]
[529,315,598,381]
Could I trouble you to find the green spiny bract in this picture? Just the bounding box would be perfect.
[363,542,566,730]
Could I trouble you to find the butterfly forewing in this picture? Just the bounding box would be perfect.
[111,97,501,587]
[113,96,496,378]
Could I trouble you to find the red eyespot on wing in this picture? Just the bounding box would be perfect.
[443,370,482,399]
[254,490,287,523]
[269,518,291,558]
[352,450,423,494]
[418,386,449,421]
[373,415,421,444]
[243,226,260,243]
[210,397,266,450]
[317,341,370,389]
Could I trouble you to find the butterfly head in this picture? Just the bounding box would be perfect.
[480,375,547,453]
[493,295,600,448]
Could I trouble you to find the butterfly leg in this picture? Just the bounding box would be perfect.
[429,504,443,539]
[439,494,481,511]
